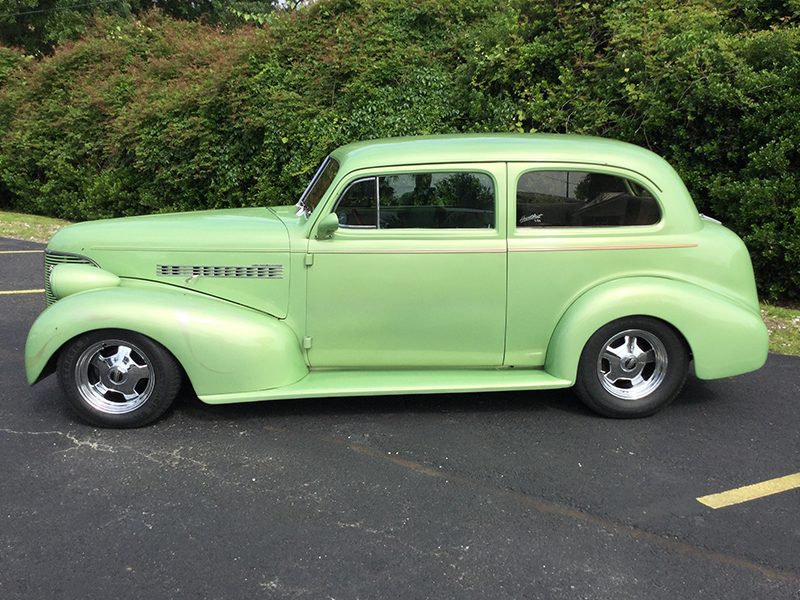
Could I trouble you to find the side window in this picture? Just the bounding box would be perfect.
[336,178,378,228]
[334,172,495,229]
[516,171,661,228]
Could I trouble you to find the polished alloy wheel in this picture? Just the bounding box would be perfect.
[59,330,181,428]
[74,340,156,415]
[596,328,668,401]
[575,317,689,418]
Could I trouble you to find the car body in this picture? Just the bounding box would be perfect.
[26,134,769,427]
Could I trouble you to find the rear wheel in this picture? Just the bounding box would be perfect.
[574,317,689,418]
[57,330,181,428]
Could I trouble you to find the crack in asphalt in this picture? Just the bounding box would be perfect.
[4,424,798,585]
[0,428,209,472]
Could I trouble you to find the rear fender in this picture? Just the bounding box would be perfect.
[26,286,308,396]
[544,277,768,382]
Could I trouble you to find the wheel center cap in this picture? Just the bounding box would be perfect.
[622,356,638,371]
[108,368,127,384]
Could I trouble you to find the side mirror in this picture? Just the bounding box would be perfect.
[316,212,340,239]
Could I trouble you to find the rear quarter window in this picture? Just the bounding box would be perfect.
[516,171,661,228]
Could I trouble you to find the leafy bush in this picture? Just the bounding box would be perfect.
[0,0,281,56]
[0,0,798,300]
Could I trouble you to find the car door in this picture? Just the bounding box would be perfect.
[505,162,666,367]
[306,163,507,368]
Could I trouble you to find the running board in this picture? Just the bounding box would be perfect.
[199,368,573,405]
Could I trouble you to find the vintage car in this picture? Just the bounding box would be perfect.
[26,134,769,427]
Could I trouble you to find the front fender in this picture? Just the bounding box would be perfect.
[26,284,308,396]
[544,277,768,383]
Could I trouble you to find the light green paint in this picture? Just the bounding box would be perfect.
[50,264,120,299]
[26,134,769,405]
[26,280,307,396]
[306,162,507,368]
[48,207,292,318]
[543,277,767,382]
[199,367,572,404]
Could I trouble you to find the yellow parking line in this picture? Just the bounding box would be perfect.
[698,473,800,509]
[0,289,44,295]
[0,250,43,254]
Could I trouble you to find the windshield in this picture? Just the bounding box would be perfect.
[296,157,340,217]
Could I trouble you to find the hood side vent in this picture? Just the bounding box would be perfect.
[157,264,284,279]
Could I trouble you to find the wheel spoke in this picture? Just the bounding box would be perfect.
[89,381,110,396]
[116,362,151,399]
[605,344,627,360]
[602,350,627,383]
[90,353,112,375]
[629,373,646,388]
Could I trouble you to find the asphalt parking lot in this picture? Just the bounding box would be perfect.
[2,236,799,599]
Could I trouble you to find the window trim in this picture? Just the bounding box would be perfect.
[330,167,499,232]
[334,177,380,229]
[297,156,341,217]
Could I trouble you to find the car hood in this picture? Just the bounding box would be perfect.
[48,207,290,254]
[47,208,293,318]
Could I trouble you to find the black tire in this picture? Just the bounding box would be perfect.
[574,317,689,418]
[57,330,181,428]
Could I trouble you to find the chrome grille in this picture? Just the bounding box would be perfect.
[44,251,99,306]
[157,264,284,279]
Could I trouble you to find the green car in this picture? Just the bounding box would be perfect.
[26,134,769,427]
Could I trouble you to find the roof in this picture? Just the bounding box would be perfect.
[326,133,702,233]
[329,134,672,181]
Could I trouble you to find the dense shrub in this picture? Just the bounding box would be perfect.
[0,0,281,55]
[0,0,798,299]
[459,0,800,299]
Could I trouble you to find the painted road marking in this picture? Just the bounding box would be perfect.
[0,289,44,295]
[265,424,800,584]
[0,250,43,254]
[698,473,800,509]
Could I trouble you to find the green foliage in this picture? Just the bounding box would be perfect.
[0,0,799,300]
[0,0,281,55]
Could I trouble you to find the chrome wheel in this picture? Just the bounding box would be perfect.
[597,329,667,400]
[575,317,689,418]
[74,340,155,414]
[58,330,181,427]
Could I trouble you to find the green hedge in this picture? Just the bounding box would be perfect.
[0,0,798,300]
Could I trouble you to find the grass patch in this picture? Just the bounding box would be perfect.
[0,210,72,243]
[761,303,800,357]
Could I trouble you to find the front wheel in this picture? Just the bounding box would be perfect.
[574,317,689,418]
[57,330,181,428]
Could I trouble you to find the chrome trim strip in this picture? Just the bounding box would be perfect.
[45,249,100,267]
[296,155,332,217]
[375,177,381,226]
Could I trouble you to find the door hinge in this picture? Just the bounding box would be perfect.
[304,254,314,267]
[303,336,313,349]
